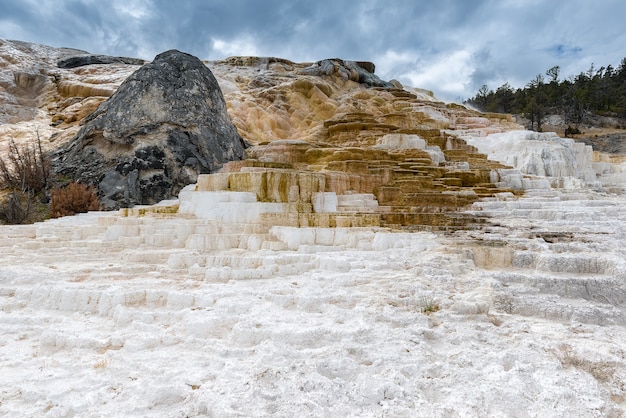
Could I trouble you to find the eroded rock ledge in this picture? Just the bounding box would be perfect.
[297,58,394,88]
[57,54,146,69]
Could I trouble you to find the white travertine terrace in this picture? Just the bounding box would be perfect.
[1,174,625,416]
[461,130,626,193]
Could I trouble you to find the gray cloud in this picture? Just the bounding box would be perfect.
[1,0,624,101]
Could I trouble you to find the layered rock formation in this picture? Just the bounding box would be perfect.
[53,49,247,209]
[0,40,86,127]
[3,39,623,215]
[2,39,521,221]
[194,56,528,230]
[0,39,139,152]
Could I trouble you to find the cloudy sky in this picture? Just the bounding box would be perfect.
[1,0,624,101]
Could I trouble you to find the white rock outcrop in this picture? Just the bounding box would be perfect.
[462,130,602,189]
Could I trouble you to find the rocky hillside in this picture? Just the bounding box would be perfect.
[0,39,516,148]
[1,39,625,225]
[0,39,514,225]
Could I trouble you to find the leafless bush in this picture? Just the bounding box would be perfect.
[0,131,51,193]
[50,182,100,218]
[0,131,51,224]
[0,190,35,224]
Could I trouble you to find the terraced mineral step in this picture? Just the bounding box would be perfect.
[456,190,626,326]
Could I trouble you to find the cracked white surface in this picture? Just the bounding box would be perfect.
[1,188,625,417]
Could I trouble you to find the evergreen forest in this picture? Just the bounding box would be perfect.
[464,59,626,134]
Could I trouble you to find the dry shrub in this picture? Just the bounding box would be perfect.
[0,133,50,193]
[0,132,51,224]
[50,182,100,218]
[0,190,35,224]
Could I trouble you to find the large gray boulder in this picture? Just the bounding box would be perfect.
[54,49,247,209]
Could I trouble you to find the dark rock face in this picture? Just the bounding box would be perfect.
[57,54,146,68]
[54,49,247,209]
[298,59,393,88]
